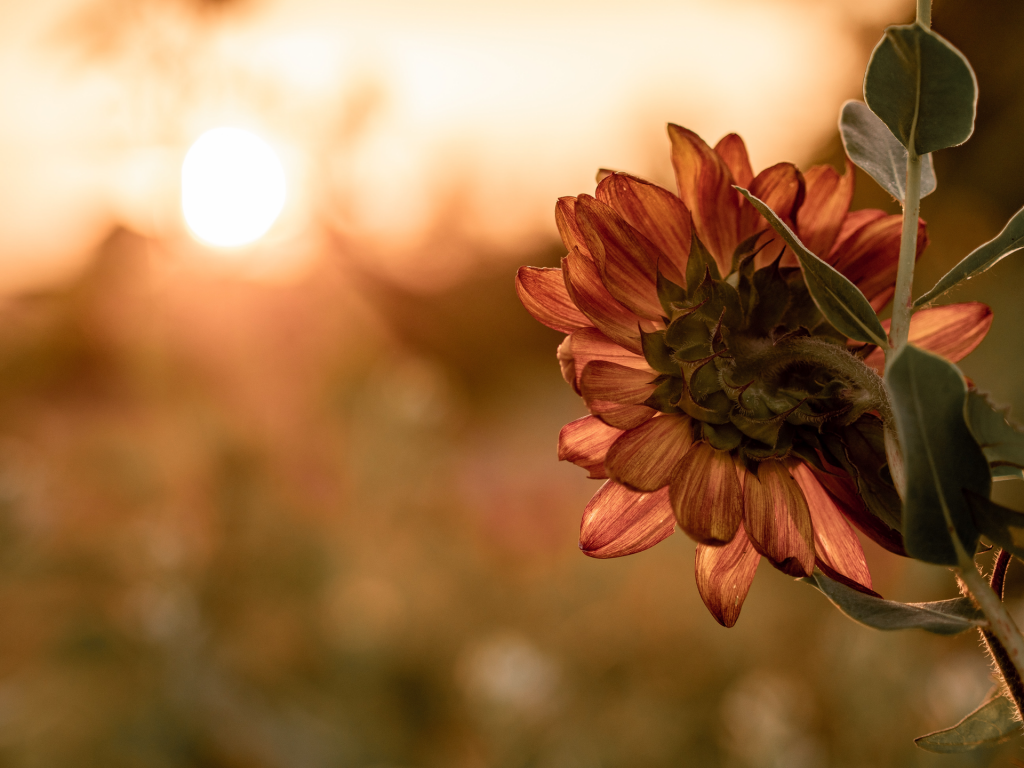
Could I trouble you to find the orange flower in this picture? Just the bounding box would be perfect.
[516,125,993,627]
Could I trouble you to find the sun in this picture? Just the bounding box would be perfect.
[181,127,287,248]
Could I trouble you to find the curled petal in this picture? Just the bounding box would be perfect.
[743,460,815,576]
[790,463,872,591]
[579,360,658,430]
[596,173,690,286]
[568,327,651,389]
[558,415,624,479]
[811,467,906,555]
[695,524,761,627]
[741,162,805,250]
[670,442,743,544]
[668,124,737,275]
[828,213,928,310]
[556,197,590,258]
[797,160,855,258]
[557,335,575,390]
[562,250,643,354]
[605,414,694,492]
[580,482,674,558]
[575,195,664,320]
[515,266,590,333]
[714,133,754,188]
[863,302,992,374]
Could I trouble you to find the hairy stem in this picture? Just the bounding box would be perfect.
[917,0,931,28]
[979,551,1024,717]
[886,152,922,370]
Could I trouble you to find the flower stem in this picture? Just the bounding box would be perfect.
[978,551,1024,717]
[886,151,922,370]
[917,0,931,28]
[959,558,1024,714]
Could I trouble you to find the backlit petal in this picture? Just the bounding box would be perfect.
[605,414,694,491]
[579,360,658,430]
[562,250,643,354]
[515,266,590,333]
[567,326,652,389]
[797,160,855,258]
[579,482,674,558]
[668,124,737,275]
[557,335,575,390]
[741,162,805,250]
[670,441,743,544]
[596,173,690,286]
[790,463,871,590]
[695,524,761,627]
[556,197,590,258]
[558,415,624,479]
[743,460,815,576]
[862,302,992,374]
[714,133,754,188]
[810,467,906,556]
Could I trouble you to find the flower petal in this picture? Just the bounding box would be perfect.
[668,124,737,275]
[740,162,805,249]
[567,326,652,389]
[556,197,590,258]
[714,133,754,188]
[596,173,690,286]
[810,467,906,556]
[558,415,624,479]
[694,524,761,628]
[670,442,743,544]
[790,463,872,590]
[579,360,658,430]
[743,460,815,576]
[515,266,591,333]
[796,160,855,258]
[562,250,643,354]
[605,414,694,491]
[557,335,575,390]
[862,302,992,374]
[575,195,664,320]
[579,482,674,558]
[827,212,928,310]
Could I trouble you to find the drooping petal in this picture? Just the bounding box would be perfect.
[862,302,992,374]
[810,467,906,556]
[579,360,658,430]
[596,173,690,286]
[714,133,754,188]
[827,213,928,310]
[558,415,624,479]
[515,266,591,333]
[562,250,643,354]
[567,326,652,389]
[556,197,590,258]
[797,160,855,258]
[743,459,815,576]
[604,414,694,492]
[668,124,738,275]
[670,441,743,544]
[695,524,761,628]
[579,482,674,558]
[557,335,575,390]
[574,195,664,320]
[740,162,805,249]
[790,463,872,590]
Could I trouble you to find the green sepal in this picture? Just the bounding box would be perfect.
[684,357,724,403]
[743,426,793,460]
[864,24,977,156]
[805,569,985,635]
[665,312,712,362]
[915,688,1020,753]
[731,411,784,448]
[824,418,903,533]
[965,491,1024,560]
[916,204,1024,306]
[965,390,1024,473]
[735,187,888,347]
[839,100,937,202]
[640,329,679,375]
[689,274,743,330]
[746,259,789,334]
[729,231,771,275]
[677,385,731,425]
[702,421,743,452]
[656,270,688,317]
[686,232,720,287]
[886,346,991,564]
[643,375,684,415]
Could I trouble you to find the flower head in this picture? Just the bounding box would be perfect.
[517,125,993,627]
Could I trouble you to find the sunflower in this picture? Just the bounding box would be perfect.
[516,125,993,627]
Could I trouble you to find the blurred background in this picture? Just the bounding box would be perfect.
[0,0,1022,765]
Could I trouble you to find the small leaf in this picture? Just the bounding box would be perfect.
[806,569,985,635]
[916,689,1020,753]
[839,101,936,202]
[885,346,991,564]
[864,24,977,156]
[916,205,1024,306]
[965,390,1024,471]
[966,491,1024,560]
[735,188,888,347]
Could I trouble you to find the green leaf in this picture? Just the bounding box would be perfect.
[993,466,1024,482]
[734,188,888,347]
[965,390,1024,471]
[839,100,936,202]
[966,491,1024,560]
[885,346,991,564]
[864,24,977,156]
[806,570,985,635]
[916,689,1020,753]
[915,205,1024,306]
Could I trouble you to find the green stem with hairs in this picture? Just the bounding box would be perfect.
[886,148,922,368]
[978,551,1024,718]
[917,0,931,28]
